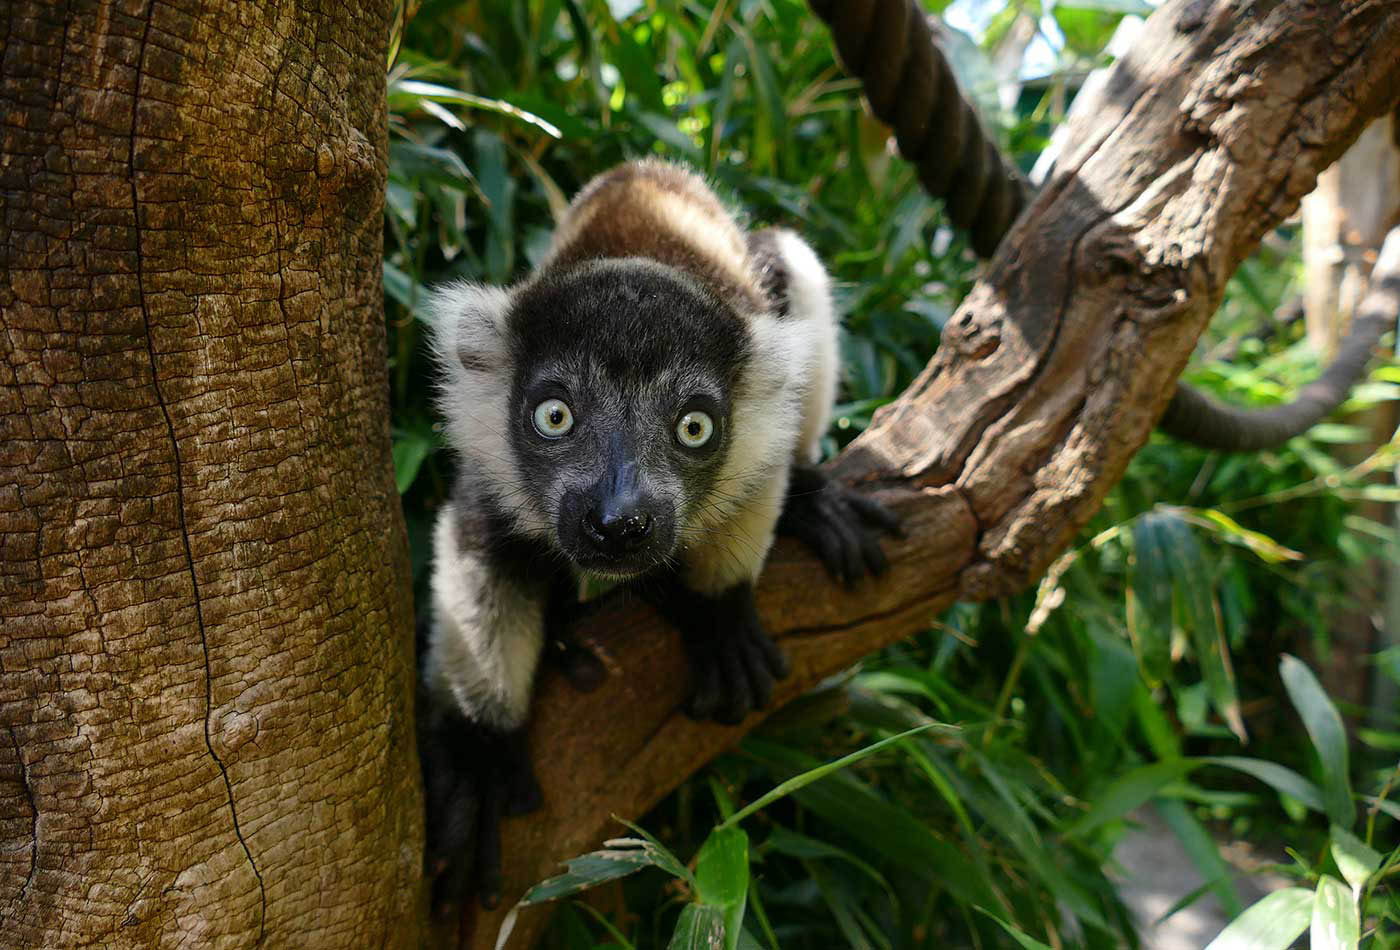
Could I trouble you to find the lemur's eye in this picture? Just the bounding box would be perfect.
[532,398,574,438]
[675,410,714,449]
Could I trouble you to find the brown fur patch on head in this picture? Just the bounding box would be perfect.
[544,160,767,315]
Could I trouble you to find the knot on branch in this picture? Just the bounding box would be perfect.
[944,307,1002,358]
[1086,229,1193,324]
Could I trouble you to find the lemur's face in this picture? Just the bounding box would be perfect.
[508,262,748,578]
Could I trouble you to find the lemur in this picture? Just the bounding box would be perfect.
[419,159,898,910]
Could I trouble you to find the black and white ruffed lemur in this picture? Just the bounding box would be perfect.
[419,159,898,910]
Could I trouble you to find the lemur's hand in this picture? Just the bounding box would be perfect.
[420,707,541,915]
[683,604,790,725]
[778,463,901,585]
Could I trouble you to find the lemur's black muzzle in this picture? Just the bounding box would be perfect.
[558,448,675,575]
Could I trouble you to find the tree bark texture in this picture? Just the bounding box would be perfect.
[1,1,419,948]
[462,2,1400,947]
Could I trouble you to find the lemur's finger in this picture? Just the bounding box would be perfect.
[856,520,890,577]
[739,634,776,710]
[847,491,903,536]
[755,628,790,680]
[714,641,754,725]
[685,653,723,721]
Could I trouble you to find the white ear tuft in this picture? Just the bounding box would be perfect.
[425,281,527,524]
[424,280,512,384]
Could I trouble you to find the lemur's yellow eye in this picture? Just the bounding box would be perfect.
[532,399,574,438]
[676,410,714,448]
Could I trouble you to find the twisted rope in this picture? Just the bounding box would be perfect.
[808,0,1029,257]
[812,0,1397,451]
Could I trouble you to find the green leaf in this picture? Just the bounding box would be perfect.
[1310,875,1359,950]
[1067,759,1199,837]
[391,429,433,494]
[1205,757,1327,813]
[1279,655,1354,826]
[613,821,697,887]
[1187,508,1303,563]
[1155,798,1244,917]
[974,908,1054,950]
[742,738,997,909]
[1129,513,1175,683]
[695,826,749,950]
[667,903,726,950]
[519,844,660,904]
[388,79,563,138]
[722,723,939,829]
[763,826,894,896]
[1329,825,1381,894]
[1204,887,1313,950]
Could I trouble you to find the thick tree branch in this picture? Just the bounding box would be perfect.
[457,2,1400,946]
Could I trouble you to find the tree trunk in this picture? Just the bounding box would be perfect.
[1,1,420,947]
[460,2,1400,947]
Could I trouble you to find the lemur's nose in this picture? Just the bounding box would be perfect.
[583,504,654,553]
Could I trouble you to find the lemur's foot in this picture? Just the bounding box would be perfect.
[682,592,790,725]
[421,712,541,915]
[778,463,901,585]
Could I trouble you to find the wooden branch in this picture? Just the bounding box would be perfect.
[455,2,1400,946]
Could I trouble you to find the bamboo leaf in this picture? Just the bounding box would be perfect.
[1067,759,1199,837]
[1279,655,1354,826]
[1309,875,1359,950]
[668,903,726,950]
[1329,825,1380,894]
[695,826,749,950]
[1203,888,1313,950]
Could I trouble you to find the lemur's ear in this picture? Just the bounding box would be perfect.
[425,281,512,381]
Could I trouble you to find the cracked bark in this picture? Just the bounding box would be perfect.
[2,0,1398,948]
[2,0,418,948]
[446,2,1400,947]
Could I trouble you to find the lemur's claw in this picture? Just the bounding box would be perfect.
[778,463,901,586]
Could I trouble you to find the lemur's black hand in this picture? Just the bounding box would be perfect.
[420,707,541,916]
[778,463,901,585]
[684,605,790,724]
[644,578,790,725]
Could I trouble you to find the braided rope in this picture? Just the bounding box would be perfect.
[808,0,1029,257]
[811,0,1397,451]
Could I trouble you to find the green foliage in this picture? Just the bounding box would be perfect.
[384,1,1400,947]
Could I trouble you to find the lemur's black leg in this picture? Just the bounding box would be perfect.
[420,703,540,914]
[778,463,902,585]
[644,576,790,725]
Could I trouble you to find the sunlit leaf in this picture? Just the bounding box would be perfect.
[1329,825,1380,894]
[1279,655,1354,826]
[1203,888,1313,950]
[1310,875,1359,950]
[390,79,563,137]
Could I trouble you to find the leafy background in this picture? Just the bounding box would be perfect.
[383,0,1400,946]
